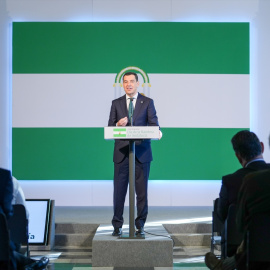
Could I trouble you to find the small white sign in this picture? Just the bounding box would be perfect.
[104,126,159,140]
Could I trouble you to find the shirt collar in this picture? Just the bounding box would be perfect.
[126,92,138,100]
[245,158,264,168]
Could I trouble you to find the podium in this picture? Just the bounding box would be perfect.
[104,126,159,239]
[92,126,172,268]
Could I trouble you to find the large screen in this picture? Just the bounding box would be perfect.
[12,22,249,181]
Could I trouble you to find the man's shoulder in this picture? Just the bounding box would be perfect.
[222,163,270,185]
[112,95,126,103]
[247,161,270,170]
[245,168,270,182]
[241,168,270,192]
[0,168,12,182]
[222,167,252,183]
[138,93,152,101]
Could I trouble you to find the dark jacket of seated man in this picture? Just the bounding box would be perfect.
[216,130,270,258]
[0,168,49,270]
[0,168,17,269]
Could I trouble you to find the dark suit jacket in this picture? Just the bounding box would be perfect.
[237,169,270,233]
[0,168,13,219]
[0,169,17,270]
[108,93,159,164]
[217,160,270,222]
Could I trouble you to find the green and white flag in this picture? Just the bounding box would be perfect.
[12,22,249,180]
[113,128,127,138]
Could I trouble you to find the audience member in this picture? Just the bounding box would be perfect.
[12,176,29,219]
[205,133,270,270]
[216,130,270,257]
[0,168,49,270]
[11,176,30,253]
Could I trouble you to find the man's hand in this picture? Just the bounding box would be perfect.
[117,117,128,126]
[159,130,163,140]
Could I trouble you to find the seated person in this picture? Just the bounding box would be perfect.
[12,176,29,219]
[216,130,270,257]
[205,134,270,270]
[0,168,49,270]
[11,176,30,252]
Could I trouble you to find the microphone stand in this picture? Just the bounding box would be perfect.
[128,110,136,238]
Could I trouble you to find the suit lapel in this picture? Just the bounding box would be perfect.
[133,93,143,122]
[119,95,128,117]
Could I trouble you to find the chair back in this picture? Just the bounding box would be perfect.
[211,198,223,253]
[246,212,270,266]
[7,204,29,257]
[0,209,10,262]
[212,198,223,232]
[224,204,244,257]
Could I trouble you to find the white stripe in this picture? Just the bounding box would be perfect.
[113,131,126,134]
[20,180,221,206]
[13,74,115,128]
[150,73,249,128]
[13,73,249,128]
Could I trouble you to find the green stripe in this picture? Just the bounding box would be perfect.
[114,134,126,138]
[13,22,249,74]
[114,128,126,132]
[12,127,243,180]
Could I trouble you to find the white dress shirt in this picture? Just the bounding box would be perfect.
[126,92,138,110]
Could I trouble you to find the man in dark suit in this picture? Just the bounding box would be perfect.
[108,71,161,236]
[216,130,270,257]
[0,168,14,219]
[0,168,16,269]
[0,168,49,270]
[205,133,270,270]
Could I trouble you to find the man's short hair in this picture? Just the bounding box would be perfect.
[231,130,262,161]
[122,72,138,82]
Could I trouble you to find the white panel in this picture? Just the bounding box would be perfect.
[170,181,221,206]
[13,74,249,128]
[148,181,173,206]
[20,180,221,206]
[2,0,269,209]
[6,0,94,21]
[171,0,259,22]
[250,0,270,164]
[0,0,12,169]
[91,180,113,206]
[92,0,171,22]
[20,180,94,206]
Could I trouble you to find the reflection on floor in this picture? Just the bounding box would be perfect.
[29,206,219,269]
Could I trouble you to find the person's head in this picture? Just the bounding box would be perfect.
[231,130,264,167]
[122,72,139,97]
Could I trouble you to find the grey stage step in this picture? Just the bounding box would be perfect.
[54,222,212,247]
[163,223,212,246]
[55,223,99,247]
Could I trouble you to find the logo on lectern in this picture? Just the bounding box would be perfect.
[113,128,127,138]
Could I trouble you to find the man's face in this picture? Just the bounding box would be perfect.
[123,75,139,97]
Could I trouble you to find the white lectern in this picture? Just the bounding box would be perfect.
[104,126,159,239]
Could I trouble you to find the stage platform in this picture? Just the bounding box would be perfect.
[29,206,216,269]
